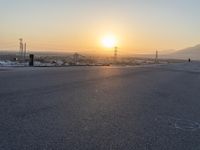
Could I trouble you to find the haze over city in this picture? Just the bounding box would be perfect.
[1,1,200,150]
[0,0,200,55]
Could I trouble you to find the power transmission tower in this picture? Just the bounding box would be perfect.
[24,43,26,60]
[73,53,79,65]
[114,46,118,62]
[155,50,158,63]
[19,38,23,59]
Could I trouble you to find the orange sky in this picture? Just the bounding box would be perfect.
[1,0,200,55]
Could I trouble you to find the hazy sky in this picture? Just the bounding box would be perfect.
[0,0,200,55]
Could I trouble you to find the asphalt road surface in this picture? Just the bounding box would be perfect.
[0,63,200,150]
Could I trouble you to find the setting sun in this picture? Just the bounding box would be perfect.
[102,35,117,48]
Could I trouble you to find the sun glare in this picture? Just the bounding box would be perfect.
[102,35,117,48]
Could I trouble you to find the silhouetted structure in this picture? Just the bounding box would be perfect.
[19,38,27,61]
[114,46,118,62]
[72,53,86,65]
[24,43,27,60]
[73,53,79,64]
[29,54,34,66]
[19,38,23,58]
[155,50,158,63]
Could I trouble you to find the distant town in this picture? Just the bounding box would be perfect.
[0,39,185,67]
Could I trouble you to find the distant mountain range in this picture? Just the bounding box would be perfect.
[168,44,200,60]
